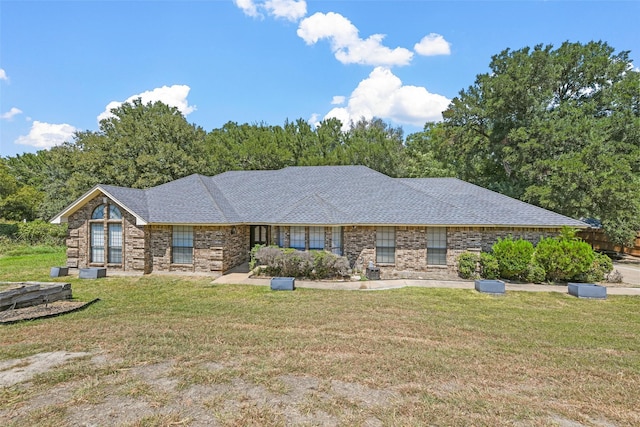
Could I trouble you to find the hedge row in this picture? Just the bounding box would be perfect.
[251,245,351,279]
[458,232,613,283]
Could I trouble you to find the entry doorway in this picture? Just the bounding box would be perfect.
[250,225,269,248]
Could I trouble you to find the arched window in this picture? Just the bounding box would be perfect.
[110,205,122,220]
[91,205,105,219]
[90,203,123,265]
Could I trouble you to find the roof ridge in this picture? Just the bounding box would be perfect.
[274,192,349,223]
[196,175,234,223]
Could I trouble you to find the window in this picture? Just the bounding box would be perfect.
[109,205,122,219]
[309,227,324,250]
[91,205,105,219]
[278,227,286,247]
[376,227,395,264]
[108,224,123,263]
[90,203,123,265]
[90,223,105,263]
[172,226,193,264]
[427,227,447,265]
[290,226,305,250]
[331,227,343,255]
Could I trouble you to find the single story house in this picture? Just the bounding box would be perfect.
[51,165,587,278]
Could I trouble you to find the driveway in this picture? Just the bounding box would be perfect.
[614,262,640,286]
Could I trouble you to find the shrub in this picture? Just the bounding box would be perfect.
[0,222,18,239]
[491,236,534,280]
[16,220,67,246]
[251,246,350,279]
[533,237,594,282]
[605,269,623,283]
[479,252,499,279]
[574,252,613,283]
[525,262,546,284]
[457,252,479,279]
[311,250,350,279]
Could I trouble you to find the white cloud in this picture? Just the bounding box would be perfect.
[265,0,306,21]
[0,69,7,81]
[15,121,77,149]
[308,113,320,126]
[331,96,345,105]
[414,33,451,56]
[323,67,451,129]
[1,107,22,120]
[297,12,413,67]
[234,0,260,18]
[98,84,196,123]
[235,0,306,21]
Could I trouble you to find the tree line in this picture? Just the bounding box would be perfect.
[1,41,638,246]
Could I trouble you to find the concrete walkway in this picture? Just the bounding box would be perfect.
[213,273,640,296]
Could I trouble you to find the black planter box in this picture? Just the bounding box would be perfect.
[270,277,295,291]
[568,283,606,299]
[50,267,69,277]
[475,279,505,295]
[79,268,107,279]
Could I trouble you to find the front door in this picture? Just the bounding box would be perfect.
[250,225,269,248]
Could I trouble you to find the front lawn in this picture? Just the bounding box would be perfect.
[0,250,639,426]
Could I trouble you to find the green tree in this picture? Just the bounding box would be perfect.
[71,99,208,190]
[404,122,455,177]
[415,41,640,245]
[344,118,406,177]
[0,159,44,221]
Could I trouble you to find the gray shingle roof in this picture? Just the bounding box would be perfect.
[94,166,587,228]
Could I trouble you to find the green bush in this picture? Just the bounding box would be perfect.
[525,262,546,284]
[16,220,67,246]
[533,237,595,282]
[575,252,613,283]
[457,252,479,279]
[491,236,534,280]
[0,222,19,238]
[479,252,499,279]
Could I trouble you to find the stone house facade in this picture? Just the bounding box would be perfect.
[54,166,586,278]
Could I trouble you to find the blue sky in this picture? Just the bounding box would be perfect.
[1,0,638,157]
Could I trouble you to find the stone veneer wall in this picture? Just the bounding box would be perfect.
[147,225,250,274]
[66,194,145,272]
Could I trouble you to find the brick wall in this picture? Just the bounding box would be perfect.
[342,225,561,279]
[148,225,250,274]
[66,194,145,272]
[344,226,376,272]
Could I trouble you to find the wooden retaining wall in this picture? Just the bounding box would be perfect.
[578,229,640,257]
[0,282,72,311]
